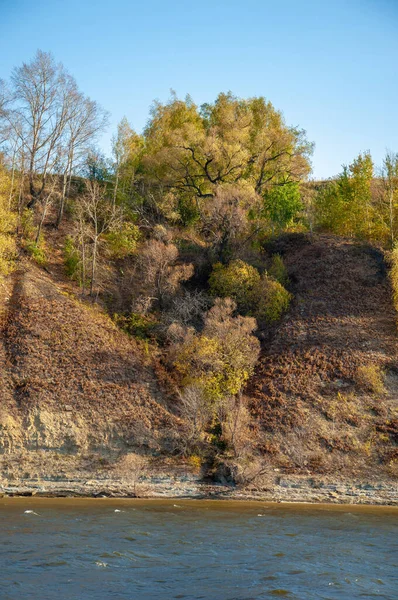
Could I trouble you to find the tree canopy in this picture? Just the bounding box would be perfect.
[141,92,313,222]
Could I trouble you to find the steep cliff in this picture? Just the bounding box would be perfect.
[0,235,397,501]
[0,263,180,484]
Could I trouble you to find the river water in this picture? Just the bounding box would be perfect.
[0,498,397,599]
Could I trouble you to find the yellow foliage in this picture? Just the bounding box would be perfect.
[188,454,202,471]
[209,259,291,324]
[105,222,140,259]
[0,167,17,277]
[175,298,260,404]
[391,244,398,313]
[209,259,260,310]
[355,364,385,395]
[254,275,292,323]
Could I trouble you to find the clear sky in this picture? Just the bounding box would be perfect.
[1,0,397,179]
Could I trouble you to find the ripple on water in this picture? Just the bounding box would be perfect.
[0,500,396,600]
[30,561,68,569]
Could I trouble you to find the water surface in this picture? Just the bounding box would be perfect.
[0,499,397,599]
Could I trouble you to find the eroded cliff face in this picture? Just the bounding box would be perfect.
[0,236,397,502]
[0,265,180,483]
[246,236,398,481]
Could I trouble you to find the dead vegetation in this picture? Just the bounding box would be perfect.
[0,261,181,473]
[246,234,398,480]
[0,233,397,487]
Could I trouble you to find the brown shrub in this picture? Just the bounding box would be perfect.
[113,453,147,487]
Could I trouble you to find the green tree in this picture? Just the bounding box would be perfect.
[111,117,144,211]
[348,152,374,238]
[315,152,374,239]
[262,181,302,231]
[381,151,398,246]
[209,259,260,311]
[269,254,289,286]
[143,92,313,224]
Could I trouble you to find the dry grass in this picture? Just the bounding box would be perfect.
[1,232,397,486]
[0,264,181,470]
[247,234,398,480]
[355,364,385,395]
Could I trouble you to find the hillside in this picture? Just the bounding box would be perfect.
[247,235,398,479]
[0,234,397,500]
[0,262,180,485]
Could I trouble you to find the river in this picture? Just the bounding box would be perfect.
[0,499,397,599]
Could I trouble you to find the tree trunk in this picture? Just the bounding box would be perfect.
[230,395,242,458]
[90,236,97,297]
[79,216,86,294]
[8,148,17,210]
[36,200,48,243]
[56,171,68,228]
[389,187,394,247]
[17,170,25,235]
[112,168,119,214]
[81,241,86,294]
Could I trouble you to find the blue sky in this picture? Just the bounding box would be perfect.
[1,0,397,178]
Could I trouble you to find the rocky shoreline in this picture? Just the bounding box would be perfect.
[1,473,397,505]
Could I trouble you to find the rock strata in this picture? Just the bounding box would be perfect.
[1,474,396,505]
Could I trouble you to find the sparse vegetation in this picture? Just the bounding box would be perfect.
[63,236,80,279]
[25,239,47,266]
[269,254,289,286]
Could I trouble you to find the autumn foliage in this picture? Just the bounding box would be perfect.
[1,51,398,485]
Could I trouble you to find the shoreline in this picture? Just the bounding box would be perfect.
[1,475,397,505]
[2,497,398,516]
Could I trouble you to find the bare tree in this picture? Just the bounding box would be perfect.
[6,52,69,207]
[1,50,107,226]
[56,96,108,227]
[138,239,194,309]
[0,79,9,141]
[201,184,261,262]
[79,180,121,296]
[179,385,211,451]
[218,395,254,459]
[35,172,60,243]
[111,117,133,213]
